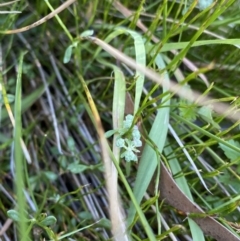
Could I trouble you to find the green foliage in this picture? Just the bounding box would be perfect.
[219,139,240,161]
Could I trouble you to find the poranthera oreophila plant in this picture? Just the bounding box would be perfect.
[115,114,142,162]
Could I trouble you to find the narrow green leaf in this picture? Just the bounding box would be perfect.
[112,66,126,164]
[56,220,101,240]
[96,59,126,164]
[112,67,126,130]
[116,27,146,114]
[127,52,170,225]
[14,51,29,241]
[158,39,240,53]
[208,195,240,215]
[164,142,205,241]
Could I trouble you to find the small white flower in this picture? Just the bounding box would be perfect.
[114,114,142,162]
[132,125,141,140]
[116,138,125,148]
[198,0,213,10]
[125,139,140,153]
[121,150,137,162]
[133,139,142,147]
[123,114,134,128]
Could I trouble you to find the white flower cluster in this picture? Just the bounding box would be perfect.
[116,115,142,162]
[198,0,213,10]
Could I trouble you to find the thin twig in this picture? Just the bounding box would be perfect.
[0,0,20,7]
[3,0,76,34]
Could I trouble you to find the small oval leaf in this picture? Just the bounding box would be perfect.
[63,45,73,64]
[7,94,15,103]
[67,163,88,173]
[78,211,92,220]
[105,129,118,138]
[7,210,20,222]
[43,171,58,181]
[97,218,111,229]
[80,30,94,38]
[39,216,57,226]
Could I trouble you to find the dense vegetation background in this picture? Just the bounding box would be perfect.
[1,0,240,240]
